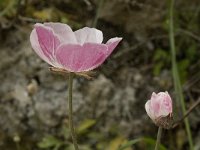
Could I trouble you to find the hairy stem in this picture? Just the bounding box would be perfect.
[169,0,194,149]
[155,127,162,150]
[68,73,79,150]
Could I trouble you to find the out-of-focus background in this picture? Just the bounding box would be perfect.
[0,0,200,150]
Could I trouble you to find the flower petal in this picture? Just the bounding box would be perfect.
[106,37,122,56]
[159,92,172,117]
[74,27,103,45]
[159,102,171,117]
[150,96,161,118]
[44,22,77,44]
[165,91,173,108]
[151,92,157,99]
[35,23,61,61]
[55,43,107,72]
[145,100,155,120]
[30,29,54,66]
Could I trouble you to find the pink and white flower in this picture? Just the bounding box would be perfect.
[145,92,173,128]
[30,22,122,72]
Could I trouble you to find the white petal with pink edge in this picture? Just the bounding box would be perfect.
[44,22,77,44]
[30,29,55,66]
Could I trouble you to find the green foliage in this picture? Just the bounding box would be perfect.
[37,119,96,150]
[0,0,17,18]
[118,137,167,150]
[153,41,197,84]
[38,135,63,150]
[153,49,170,76]
[37,121,140,150]
[117,138,141,150]
[0,0,9,9]
[186,43,197,61]
[169,0,194,148]
[107,136,131,150]
[37,120,169,150]
[77,119,96,134]
[177,59,189,84]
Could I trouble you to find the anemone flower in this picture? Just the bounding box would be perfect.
[30,22,122,73]
[145,91,173,150]
[30,22,122,150]
[145,91,173,127]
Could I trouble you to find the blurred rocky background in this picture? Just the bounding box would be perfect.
[0,0,200,150]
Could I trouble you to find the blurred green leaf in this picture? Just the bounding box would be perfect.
[77,119,96,134]
[108,136,132,150]
[0,0,16,18]
[143,137,167,150]
[186,44,196,60]
[64,145,74,150]
[80,145,93,150]
[37,135,63,149]
[177,59,189,83]
[33,8,53,20]
[0,0,9,8]
[118,138,141,150]
[117,137,167,150]
[153,49,169,61]
[62,125,70,139]
[153,62,164,76]
[153,49,170,76]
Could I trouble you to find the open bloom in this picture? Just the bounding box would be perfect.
[30,22,122,72]
[145,92,173,128]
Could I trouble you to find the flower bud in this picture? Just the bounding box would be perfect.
[145,92,173,129]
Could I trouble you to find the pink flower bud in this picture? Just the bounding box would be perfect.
[145,92,173,129]
[30,22,122,72]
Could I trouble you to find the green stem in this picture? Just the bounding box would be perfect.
[169,0,194,149]
[92,0,104,27]
[155,127,162,150]
[16,143,20,150]
[68,73,79,150]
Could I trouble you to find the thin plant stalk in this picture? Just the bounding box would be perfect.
[16,143,20,150]
[155,127,162,150]
[68,72,79,150]
[169,0,194,149]
[13,135,21,150]
[92,0,104,27]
